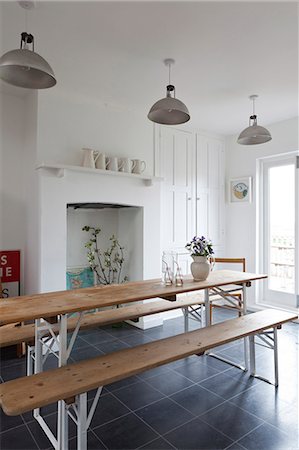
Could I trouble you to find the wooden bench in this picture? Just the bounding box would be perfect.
[0,309,296,450]
[0,296,204,348]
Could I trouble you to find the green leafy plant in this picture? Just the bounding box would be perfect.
[82,226,128,285]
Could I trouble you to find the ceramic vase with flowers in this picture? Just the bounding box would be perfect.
[185,236,214,281]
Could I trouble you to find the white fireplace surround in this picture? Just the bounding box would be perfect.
[38,167,162,327]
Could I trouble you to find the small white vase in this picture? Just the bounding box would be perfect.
[190,255,211,281]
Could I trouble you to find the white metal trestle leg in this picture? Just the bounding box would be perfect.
[249,326,279,386]
[57,314,69,450]
[206,283,250,371]
[33,319,43,419]
[242,282,249,371]
[249,334,256,377]
[183,307,189,332]
[273,327,279,387]
[77,393,88,450]
[204,289,210,327]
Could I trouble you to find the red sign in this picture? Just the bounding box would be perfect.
[0,250,21,283]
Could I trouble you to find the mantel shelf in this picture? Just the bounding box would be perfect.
[36,163,163,186]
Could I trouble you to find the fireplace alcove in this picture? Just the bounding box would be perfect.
[67,202,143,285]
[37,167,162,328]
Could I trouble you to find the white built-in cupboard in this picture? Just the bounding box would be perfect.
[155,125,225,273]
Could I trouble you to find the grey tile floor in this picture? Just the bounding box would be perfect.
[0,309,298,450]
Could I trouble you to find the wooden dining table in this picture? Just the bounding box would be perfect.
[0,269,267,450]
[0,270,267,369]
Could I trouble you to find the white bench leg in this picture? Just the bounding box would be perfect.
[274,327,279,387]
[27,345,34,376]
[249,335,256,376]
[249,327,279,386]
[58,400,69,450]
[183,307,189,332]
[77,393,88,450]
[242,283,249,371]
[204,289,210,327]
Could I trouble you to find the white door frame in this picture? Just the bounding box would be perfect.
[256,151,299,310]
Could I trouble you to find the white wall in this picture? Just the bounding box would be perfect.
[225,117,298,306]
[67,208,119,269]
[0,90,38,294]
[37,90,154,175]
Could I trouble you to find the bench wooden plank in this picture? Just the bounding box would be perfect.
[0,309,296,416]
[0,271,267,325]
[0,297,204,348]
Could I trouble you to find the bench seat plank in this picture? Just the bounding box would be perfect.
[0,297,204,348]
[0,309,296,416]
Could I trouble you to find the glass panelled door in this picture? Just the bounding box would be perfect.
[263,155,298,308]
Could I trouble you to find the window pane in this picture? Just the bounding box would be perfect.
[268,164,295,293]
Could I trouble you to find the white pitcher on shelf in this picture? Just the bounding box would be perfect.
[82,148,99,169]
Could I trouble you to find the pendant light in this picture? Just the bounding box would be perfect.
[237,95,272,145]
[0,2,56,89]
[148,59,190,125]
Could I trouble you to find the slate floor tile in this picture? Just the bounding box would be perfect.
[80,331,116,346]
[69,430,106,449]
[70,345,104,362]
[138,436,175,449]
[200,401,263,441]
[112,380,165,411]
[88,392,131,428]
[0,424,39,450]
[27,419,57,449]
[230,383,289,423]
[93,412,159,449]
[264,403,299,439]
[0,409,24,433]
[173,358,220,383]
[144,370,194,396]
[170,384,224,416]
[0,361,27,382]
[104,375,140,393]
[135,397,194,434]
[225,443,246,450]
[200,372,257,400]
[119,333,155,346]
[165,416,233,449]
[95,339,130,354]
[238,422,298,450]
[197,354,233,372]
[137,364,172,381]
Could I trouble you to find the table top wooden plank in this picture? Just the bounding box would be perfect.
[0,309,295,416]
[0,270,267,325]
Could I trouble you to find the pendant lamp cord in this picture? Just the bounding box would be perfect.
[252,96,255,116]
[168,63,171,85]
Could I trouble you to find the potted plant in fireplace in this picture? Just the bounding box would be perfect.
[185,236,214,281]
[82,226,128,285]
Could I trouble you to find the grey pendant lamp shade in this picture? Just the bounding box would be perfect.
[0,32,56,89]
[237,95,271,145]
[148,59,190,125]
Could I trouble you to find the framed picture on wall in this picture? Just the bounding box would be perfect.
[229,177,252,203]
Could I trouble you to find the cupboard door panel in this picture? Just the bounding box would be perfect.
[174,192,189,247]
[174,133,189,187]
[208,139,222,189]
[208,189,221,245]
[161,129,174,186]
[196,135,208,189]
[196,192,208,237]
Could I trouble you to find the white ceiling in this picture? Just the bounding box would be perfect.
[1,1,298,135]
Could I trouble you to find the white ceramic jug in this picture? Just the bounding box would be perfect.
[82,148,99,169]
